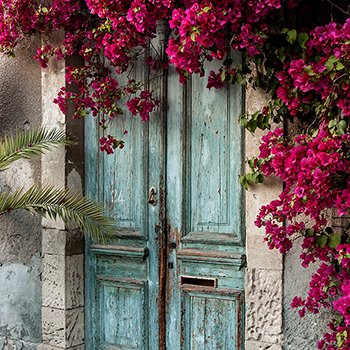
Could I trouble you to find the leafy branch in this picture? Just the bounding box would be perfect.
[0,185,114,242]
[0,128,114,242]
[0,128,74,171]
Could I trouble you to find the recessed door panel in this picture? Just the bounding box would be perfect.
[182,288,243,350]
[97,278,147,350]
[188,69,243,242]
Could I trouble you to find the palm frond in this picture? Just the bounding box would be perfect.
[0,128,75,171]
[0,185,114,242]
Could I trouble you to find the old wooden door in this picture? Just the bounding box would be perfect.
[85,31,245,350]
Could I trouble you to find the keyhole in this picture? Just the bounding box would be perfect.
[147,186,157,206]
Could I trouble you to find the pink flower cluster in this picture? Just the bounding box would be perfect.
[255,125,350,253]
[277,19,350,118]
[293,244,350,350]
[254,125,350,348]
[166,0,282,82]
[99,135,124,154]
[0,0,38,53]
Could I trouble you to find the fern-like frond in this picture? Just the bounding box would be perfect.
[0,128,75,171]
[0,185,114,242]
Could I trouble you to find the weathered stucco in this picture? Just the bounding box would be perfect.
[0,38,42,349]
[284,243,330,349]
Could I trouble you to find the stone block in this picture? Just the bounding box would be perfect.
[42,147,66,167]
[245,268,283,344]
[65,255,84,309]
[42,307,66,348]
[0,337,38,350]
[247,235,282,270]
[245,175,282,237]
[245,85,268,116]
[41,159,65,184]
[65,308,84,348]
[42,229,84,256]
[38,345,83,350]
[66,168,83,195]
[42,253,84,309]
[42,307,84,348]
[42,254,65,309]
[245,340,283,350]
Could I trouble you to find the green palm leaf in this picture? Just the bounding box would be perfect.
[0,128,74,171]
[0,185,114,242]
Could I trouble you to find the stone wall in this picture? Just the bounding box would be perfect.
[0,38,42,349]
[284,244,330,349]
[244,86,284,350]
[39,33,85,350]
[0,34,85,350]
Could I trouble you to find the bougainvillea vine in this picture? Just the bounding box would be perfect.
[0,0,349,348]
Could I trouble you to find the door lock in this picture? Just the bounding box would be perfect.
[147,186,157,206]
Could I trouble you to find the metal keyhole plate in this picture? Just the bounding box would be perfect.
[147,186,157,206]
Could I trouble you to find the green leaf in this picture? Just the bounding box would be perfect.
[248,158,255,169]
[276,47,286,63]
[305,228,314,237]
[316,235,328,248]
[328,119,337,129]
[286,29,297,44]
[304,65,315,76]
[338,119,347,129]
[328,71,337,80]
[325,55,338,70]
[328,233,341,249]
[256,173,264,183]
[239,175,249,190]
[337,120,347,135]
[220,70,226,82]
[336,61,345,71]
[257,158,264,167]
[336,331,347,348]
[297,32,309,49]
[240,116,248,128]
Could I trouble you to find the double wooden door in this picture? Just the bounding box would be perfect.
[85,33,245,350]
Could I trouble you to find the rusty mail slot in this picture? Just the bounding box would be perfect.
[180,275,218,287]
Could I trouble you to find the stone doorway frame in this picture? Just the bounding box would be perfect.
[38,44,284,350]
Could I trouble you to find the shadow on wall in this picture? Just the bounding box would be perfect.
[0,37,43,349]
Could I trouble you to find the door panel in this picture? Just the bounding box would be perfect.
[182,287,243,350]
[186,66,244,243]
[85,52,164,349]
[96,277,147,349]
[166,57,245,349]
